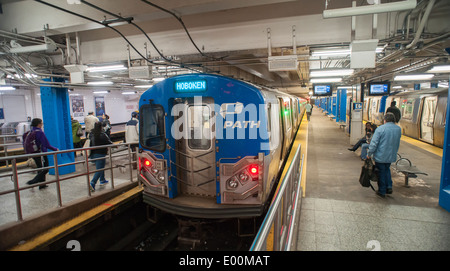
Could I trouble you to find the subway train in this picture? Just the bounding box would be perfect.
[137,73,306,219]
[363,87,447,148]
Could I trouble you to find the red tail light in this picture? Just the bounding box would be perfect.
[249,164,259,175]
[144,159,151,167]
[139,157,152,169]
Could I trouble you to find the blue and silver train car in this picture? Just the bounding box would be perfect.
[362,87,447,148]
[138,73,305,218]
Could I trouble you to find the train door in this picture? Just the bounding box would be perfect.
[172,97,216,197]
[278,98,286,162]
[420,96,437,144]
[365,98,371,121]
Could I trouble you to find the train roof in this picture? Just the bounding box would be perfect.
[390,87,448,97]
[139,73,300,105]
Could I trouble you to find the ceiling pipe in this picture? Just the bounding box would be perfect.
[323,0,417,18]
[405,0,436,49]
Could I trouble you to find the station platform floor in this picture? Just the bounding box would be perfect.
[296,107,450,251]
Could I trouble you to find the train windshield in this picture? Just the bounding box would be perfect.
[140,104,166,152]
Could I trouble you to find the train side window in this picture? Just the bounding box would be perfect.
[140,104,166,152]
[401,98,415,120]
[188,105,211,150]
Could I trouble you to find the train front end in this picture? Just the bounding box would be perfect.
[137,74,271,218]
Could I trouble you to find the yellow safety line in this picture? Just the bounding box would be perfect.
[265,114,309,250]
[400,135,443,157]
[9,186,143,251]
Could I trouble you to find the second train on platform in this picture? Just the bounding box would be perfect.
[362,87,447,148]
[137,73,306,219]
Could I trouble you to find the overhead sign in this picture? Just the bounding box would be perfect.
[353,102,362,110]
[174,80,207,93]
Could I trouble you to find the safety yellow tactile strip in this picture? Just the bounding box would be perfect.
[265,114,308,250]
[400,135,443,157]
[9,186,143,251]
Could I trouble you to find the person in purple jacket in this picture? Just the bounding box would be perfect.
[26,118,58,189]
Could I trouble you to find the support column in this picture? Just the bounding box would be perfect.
[40,78,75,175]
[439,80,450,212]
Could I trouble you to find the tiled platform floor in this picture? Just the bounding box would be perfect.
[297,107,450,251]
[297,198,450,251]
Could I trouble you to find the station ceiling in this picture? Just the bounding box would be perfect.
[0,0,449,97]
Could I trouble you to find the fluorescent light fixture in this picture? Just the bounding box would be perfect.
[323,0,417,18]
[93,90,110,94]
[311,49,350,57]
[426,65,450,73]
[310,69,354,77]
[9,43,58,54]
[87,81,113,85]
[122,91,137,95]
[152,77,165,82]
[134,84,154,88]
[310,77,342,83]
[86,64,127,72]
[394,74,434,81]
[392,85,403,89]
[337,86,354,89]
[0,86,16,91]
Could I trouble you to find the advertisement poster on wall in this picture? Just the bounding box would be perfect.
[71,95,85,123]
[94,96,105,117]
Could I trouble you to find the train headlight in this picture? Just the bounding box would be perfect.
[239,172,248,182]
[227,178,239,189]
[158,174,165,182]
[151,167,159,175]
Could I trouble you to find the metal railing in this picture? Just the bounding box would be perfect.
[0,134,25,168]
[0,142,138,223]
[250,145,304,251]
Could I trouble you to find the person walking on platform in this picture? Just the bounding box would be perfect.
[89,122,113,192]
[386,101,401,123]
[367,112,401,198]
[305,101,312,121]
[24,118,58,189]
[84,111,99,137]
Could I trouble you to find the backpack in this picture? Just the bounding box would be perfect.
[22,131,40,154]
[76,125,83,137]
[359,159,378,191]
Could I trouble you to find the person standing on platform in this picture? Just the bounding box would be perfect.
[89,122,113,192]
[84,111,99,137]
[386,101,401,123]
[367,112,401,198]
[25,118,58,189]
[102,113,111,138]
[305,101,312,121]
[71,116,83,157]
[125,111,139,169]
